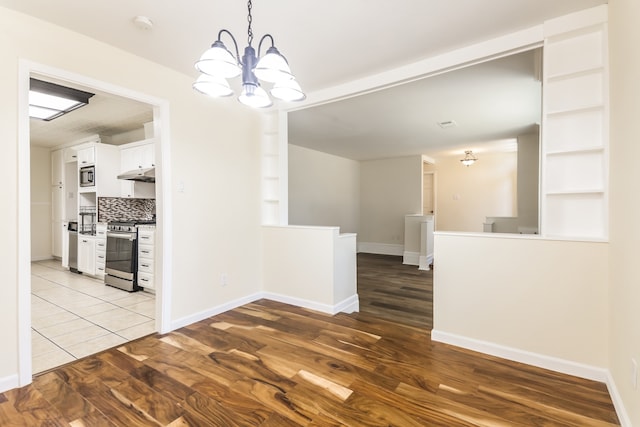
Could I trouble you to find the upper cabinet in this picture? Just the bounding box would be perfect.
[122,142,155,171]
[76,146,96,166]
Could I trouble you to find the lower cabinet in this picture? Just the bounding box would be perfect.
[78,236,96,275]
[95,223,107,278]
[137,227,156,290]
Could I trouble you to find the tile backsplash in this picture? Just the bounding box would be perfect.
[98,197,155,222]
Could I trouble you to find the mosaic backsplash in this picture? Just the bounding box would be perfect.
[98,197,156,222]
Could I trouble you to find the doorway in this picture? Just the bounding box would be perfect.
[18,61,172,385]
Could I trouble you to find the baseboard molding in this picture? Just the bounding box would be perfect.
[431,330,609,382]
[0,374,19,394]
[418,254,433,271]
[170,292,263,331]
[605,371,633,427]
[263,292,360,315]
[403,251,419,266]
[358,242,403,256]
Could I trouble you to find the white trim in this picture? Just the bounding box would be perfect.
[604,371,632,427]
[18,60,174,385]
[17,60,32,386]
[0,375,19,394]
[431,330,608,382]
[358,242,404,256]
[262,292,359,315]
[170,292,263,331]
[418,255,433,271]
[402,251,420,266]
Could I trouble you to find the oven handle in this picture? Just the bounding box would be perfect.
[107,231,137,241]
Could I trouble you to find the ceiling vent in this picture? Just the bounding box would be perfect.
[437,120,457,129]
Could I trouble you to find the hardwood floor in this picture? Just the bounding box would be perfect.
[357,253,432,329]
[0,299,619,426]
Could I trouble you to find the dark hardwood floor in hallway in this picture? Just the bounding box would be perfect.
[357,253,433,329]
[0,299,619,426]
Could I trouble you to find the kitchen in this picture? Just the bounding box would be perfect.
[30,77,159,373]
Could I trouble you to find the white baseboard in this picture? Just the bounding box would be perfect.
[605,371,633,427]
[358,242,403,256]
[403,251,419,266]
[418,254,433,270]
[170,292,263,330]
[431,330,609,382]
[263,292,360,315]
[0,374,19,394]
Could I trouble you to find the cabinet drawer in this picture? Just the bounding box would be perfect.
[138,258,154,274]
[137,230,155,245]
[96,252,106,264]
[96,263,106,276]
[137,272,154,290]
[96,240,107,251]
[138,244,154,259]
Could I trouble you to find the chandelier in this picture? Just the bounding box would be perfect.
[193,0,305,108]
[460,150,478,167]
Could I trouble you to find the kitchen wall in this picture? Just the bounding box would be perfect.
[288,144,360,234]
[0,6,262,386]
[428,151,517,232]
[30,146,51,260]
[609,0,640,424]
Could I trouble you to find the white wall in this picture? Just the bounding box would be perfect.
[0,6,262,384]
[609,0,640,424]
[288,144,360,233]
[262,225,357,313]
[431,151,517,232]
[30,146,51,260]
[359,156,422,246]
[433,233,609,369]
[517,132,539,232]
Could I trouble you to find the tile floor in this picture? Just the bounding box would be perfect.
[31,259,156,374]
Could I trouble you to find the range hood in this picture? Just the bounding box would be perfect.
[117,167,155,183]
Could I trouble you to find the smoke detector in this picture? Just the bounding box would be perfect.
[437,120,457,129]
[133,16,154,31]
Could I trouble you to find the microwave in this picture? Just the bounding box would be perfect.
[79,165,95,187]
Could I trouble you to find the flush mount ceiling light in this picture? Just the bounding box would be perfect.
[29,79,94,121]
[460,150,478,167]
[193,0,305,108]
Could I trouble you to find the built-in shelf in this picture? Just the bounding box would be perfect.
[545,146,604,156]
[544,189,604,196]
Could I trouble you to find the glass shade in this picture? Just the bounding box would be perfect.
[238,83,272,108]
[195,41,241,79]
[192,74,233,97]
[254,46,293,83]
[271,79,306,102]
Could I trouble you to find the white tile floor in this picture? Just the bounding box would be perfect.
[31,259,156,374]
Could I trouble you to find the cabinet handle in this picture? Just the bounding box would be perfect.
[141,250,150,254]
[141,263,150,268]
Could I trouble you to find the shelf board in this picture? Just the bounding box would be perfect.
[545,146,604,156]
[545,103,604,117]
[545,66,605,83]
[544,189,604,196]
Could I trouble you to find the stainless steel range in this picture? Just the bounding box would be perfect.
[104,220,155,292]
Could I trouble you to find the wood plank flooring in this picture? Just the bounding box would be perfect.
[357,253,433,329]
[0,299,619,426]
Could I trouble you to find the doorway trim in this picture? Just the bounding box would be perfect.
[17,59,173,386]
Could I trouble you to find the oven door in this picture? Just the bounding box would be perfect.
[105,231,137,279]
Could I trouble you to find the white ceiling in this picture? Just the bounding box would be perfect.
[2,0,607,155]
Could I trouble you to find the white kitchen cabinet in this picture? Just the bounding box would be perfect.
[76,146,95,166]
[78,235,96,275]
[95,223,107,277]
[120,140,156,199]
[61,222,69,268]
[51,149,63,185]
[137,226,156,291]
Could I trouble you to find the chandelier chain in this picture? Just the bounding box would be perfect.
[247,0,254,46]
